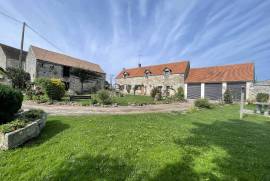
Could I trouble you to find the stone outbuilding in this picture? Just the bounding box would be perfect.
[26,45,105,93]
[0,43,27,70]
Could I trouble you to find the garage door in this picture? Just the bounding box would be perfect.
[187,84,201,99]
[205,83,222,100]
[227,82,246,101]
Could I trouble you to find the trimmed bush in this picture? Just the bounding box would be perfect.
[34,78,51,91]
[97,90,112,105]
[194,98,212,109]
[45,79,65,100]
[256,93,269,103]
[0,85,23,123]
[151,87,160,99]
[223,89,233,104]
[6,67,30,90]
[175,87,185,101]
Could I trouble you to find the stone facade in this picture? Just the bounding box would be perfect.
[26,46,105,93]
[0,47,6,69]
[116,74,185,96]
[248,81,270,102]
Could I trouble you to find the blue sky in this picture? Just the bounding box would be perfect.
[0,0,269,80]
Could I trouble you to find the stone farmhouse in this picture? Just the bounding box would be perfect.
[116,61,255,101]
[26,46,105,93]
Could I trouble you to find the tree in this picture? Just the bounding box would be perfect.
[6,67,30,90]
[224,89,233,104]
[71,68,92,93]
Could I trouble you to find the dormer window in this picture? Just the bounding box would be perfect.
[163,68,171,78]
[123,72,129,78]
[144,70,151,78]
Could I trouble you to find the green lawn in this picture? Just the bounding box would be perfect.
[1,106,270,180]
[112,95,155,106]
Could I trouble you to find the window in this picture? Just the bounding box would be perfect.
[144,70,151,78]
[63,66,70,77]
[123,72,129,78]
[164,68,171,78]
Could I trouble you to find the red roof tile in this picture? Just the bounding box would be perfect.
[116,61,189,79]
[185,63,254,83]
[31,46,105,73]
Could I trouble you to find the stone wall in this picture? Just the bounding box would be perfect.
[6,58,26,70]
[0,47,6,69]
[116,74,185,96]
[249,81,270,102]
[36,60,63,79]
[25,47,37,81]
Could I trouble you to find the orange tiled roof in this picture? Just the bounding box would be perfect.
[185,63,254,83]
[116,61,189,79]
[31,46,105,73]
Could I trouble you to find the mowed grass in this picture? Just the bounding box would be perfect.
[112,95,155,106]
[1,105,270,180]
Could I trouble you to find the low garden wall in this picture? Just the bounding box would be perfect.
[0,113,47,150]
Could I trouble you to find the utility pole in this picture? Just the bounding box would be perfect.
[19,22,26,69]
[110,74,114,89]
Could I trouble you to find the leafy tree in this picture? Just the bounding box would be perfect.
[71,68,93,93]
[6,67,30,90]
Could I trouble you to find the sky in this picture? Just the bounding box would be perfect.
[0,0,269,81]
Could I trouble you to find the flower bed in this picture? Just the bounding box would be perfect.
[0,109,47,150]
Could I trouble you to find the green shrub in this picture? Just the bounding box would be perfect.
[45,79,65,100]
[6,67,30,90]
[155,92,162,101]
[0,84,23,124]
[194,98,212,109]
[91,98,98,105]
[256,93,269,103]
[19,109,44,122]
[150,87,160,99]
[224,89,233,104]
[34,78,51,90]
[97,90,112,105]
[175,87,185,101]
[0,119,27,133]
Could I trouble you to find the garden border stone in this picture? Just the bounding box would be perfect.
[0,113,47,150]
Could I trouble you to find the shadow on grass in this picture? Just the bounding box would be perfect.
[47,154,135,181]
[173,119,270,180]
[24,120,70,147]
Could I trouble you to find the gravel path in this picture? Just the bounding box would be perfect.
[22,102,192,115]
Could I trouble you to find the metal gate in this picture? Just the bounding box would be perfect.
[187,84,201,99]
[227,82,246,101]
[205,83,222,100]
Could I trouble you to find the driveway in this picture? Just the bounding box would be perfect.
[22,102,192,115]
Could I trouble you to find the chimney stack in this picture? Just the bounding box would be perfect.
[138,63,141,68]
